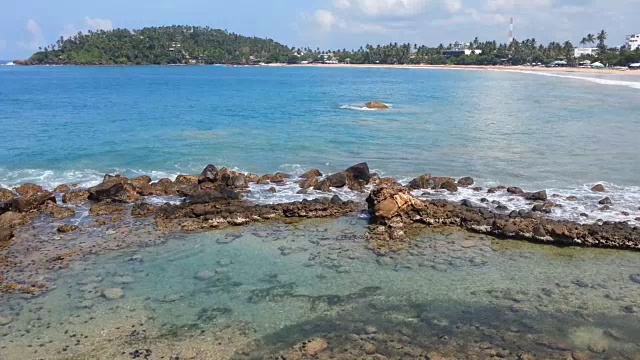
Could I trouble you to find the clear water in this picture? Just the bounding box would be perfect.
[1,218,640,359]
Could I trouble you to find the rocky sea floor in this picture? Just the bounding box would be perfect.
[1,216,640,359]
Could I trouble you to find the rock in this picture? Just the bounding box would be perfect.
[440,182,458,192]
[305,339,328,356]
[598,197,612,205]
[591,184,606,192]
[600,205,610,211]
[42,203,76,219]
[88,178,141,203]
[344,162,371,184]
[0,227,13,243]
[365,101,389,109]
[57,224,79,233]
[298,176,318,190]
[54,184,71,193]
[507,187,524,195]
[12,191,56,212]
[426,352,447,360]
[89,201,125,216]
[267,187,277,193]
[14,183,45,198]
[587,341,607,354]
[62,189,89,204]
[0,211,28,229]
[523,191,547,201]
[175,175,199,186]
[130,175,152,188]
[195,270,216,281]
[131,203,158,217]
[0,187,16,202]
[566,196,578,201]
[0,315,12,326]
[186,189,240,204]
[325,172,348,188]
[623,305,638,314]
[532,225,546,237]
[629,273,640,284]
[102,287,124,300]
[408,174,432,189]
[365,326,378,334]
[199,164,219,183]
[364,343,377,355]
[457,177,474,187]
[138,178,178,196]
[180,350,198,360]
[432,177,457,190]
[300,169,322,179]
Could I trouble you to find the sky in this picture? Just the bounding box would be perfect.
[1,0,639,59]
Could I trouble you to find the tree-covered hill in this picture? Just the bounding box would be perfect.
[22,25,292,65]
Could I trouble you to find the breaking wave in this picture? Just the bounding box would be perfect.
[501,69,640,90]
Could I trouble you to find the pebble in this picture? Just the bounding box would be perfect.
[587,341,608,354]
[622,305,638,314]
[364,326,378,334]
[102,287,124,300]
[305,339,328,356]
[630,273,640,285]
[571,352,590,360]
[181,350,198,359]
[364,343,377,355]
[0,315,12,326]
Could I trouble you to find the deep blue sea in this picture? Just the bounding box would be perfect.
[1,65,640,221]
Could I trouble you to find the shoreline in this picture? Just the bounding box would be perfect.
[7,61,640,76]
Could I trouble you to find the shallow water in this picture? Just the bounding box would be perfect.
[2,217,640,359]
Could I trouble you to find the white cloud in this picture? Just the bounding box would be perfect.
[311,10,341,32]
[333,0,352,9]
[485,0,552,12]
[84,17,113,31]
[339,0,430,17]
[442,0,463,13]
[18,19,46,50]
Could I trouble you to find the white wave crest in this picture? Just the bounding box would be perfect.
[340,104,391,111]
[501,70,640,90]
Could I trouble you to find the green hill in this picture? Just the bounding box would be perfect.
[23,25,292,65]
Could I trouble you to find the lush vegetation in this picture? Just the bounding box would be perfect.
[23,26,292,65]
[22,26,640,66]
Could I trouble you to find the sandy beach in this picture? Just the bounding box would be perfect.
[275,62,640,76]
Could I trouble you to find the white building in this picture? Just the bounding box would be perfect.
[626,34,640,51]
[442,49,482,57]
[574,47,598,57]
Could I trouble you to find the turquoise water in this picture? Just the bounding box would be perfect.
[2,219,640,358]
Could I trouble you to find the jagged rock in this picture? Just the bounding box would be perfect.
[131,203,158,217]
[12,191,56,212]
[198,164,218,183]
[304,339,328,356]
[88,178,141,203]
[0,187,16,202]
[566,196,578,201]
[457,177,474,187]
[185,189,241,204]
[344,162,371,184]
[267,187,277,193]
[138,178,177,196]
[365,101,389,109]
[54,184,71,193]
[14,183,45,198]
[300,169,322,179]
[441,182,458,192]
[326,172,348,188]
[0,227,13,243]
[0,211,28,229]
[432,177,457,190]
[130,175,152,188]
[298,176,318,190]
[591,184,606,192]
[313,180,331,192]
[57,224,79,233]
[62,189,89,204]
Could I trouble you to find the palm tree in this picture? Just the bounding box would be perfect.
[596,30,607,44]
[586,34,596,46]
[580,37,587,47]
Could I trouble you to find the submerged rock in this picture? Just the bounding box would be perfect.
[364,101,389,109]
[102,287,124,300]
[57,224,79,233]
[591,184,606,192]
[457,176,474,187]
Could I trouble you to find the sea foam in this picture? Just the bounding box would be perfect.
[500,69,640,90]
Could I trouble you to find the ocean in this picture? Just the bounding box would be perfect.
[2,65,640,359]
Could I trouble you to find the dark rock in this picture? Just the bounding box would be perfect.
[12,191,56,212]
[130,175,152,188]
[431,177,457,190]
[267,187,277,193]
[313,180,331,192]
[591,184,606,192]
[480,198,489,203]
[496,205,509,211]
[57,224,79,233]
[199,164,219,183]
[440,182,458,193]
[457,177,474,187]
[408,174,432,189]
[0,187,16,202]
[461,199,476,208]
[300,169,323,179]
[88,178,141,203]
[330,195,343,205]
[598,197,612,205]
[326,172,348,188]
[502,223,519,235]
[472,187,483,192]
[507,187,524,195]
[621,211,630,216]
[62,190,89,204]
[523,191,547,201]
[0,211,29,229]
[0,227,13,243]
[629,274,640,285]
[600,205,610,211]
[186,190,240,204]
[580,213,589,218]
[138,178,178,196]
[89,201,126,216]
[566,196,578,201]
[42,202,76,219]
[533,225,546,237]
[298,176,318,190]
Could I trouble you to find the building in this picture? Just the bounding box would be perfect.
[626,34,640,51]
[574,47,598,57]
[442,49,482,57]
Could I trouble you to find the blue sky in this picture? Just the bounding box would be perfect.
[1,0,638,59]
